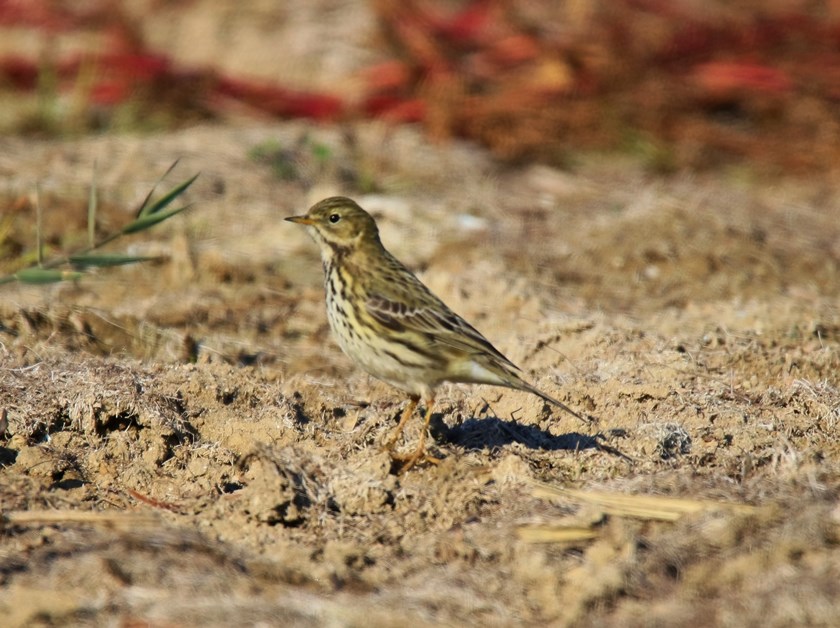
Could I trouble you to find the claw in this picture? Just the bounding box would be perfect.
[381,395,437,474]
[391,448,441,474]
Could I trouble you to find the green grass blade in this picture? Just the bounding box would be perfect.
[34,185,43,266]
[69,254,163,268]
[88,161,97,247]
[137,171,199,218]
[0,164,200,288]
[122,204,192,234]
[15,268,85,284]
[134,159,181,217]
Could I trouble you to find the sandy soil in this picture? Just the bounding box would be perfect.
[0,121,839,627]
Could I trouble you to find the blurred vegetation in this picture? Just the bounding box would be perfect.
[1,1,839,173]
[0,162,199,286]
[247,133,382,193]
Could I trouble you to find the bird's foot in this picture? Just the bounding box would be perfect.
[389,446,440,474]
[381,434,401,452]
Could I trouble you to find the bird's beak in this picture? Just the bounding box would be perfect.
[285,215,315,225]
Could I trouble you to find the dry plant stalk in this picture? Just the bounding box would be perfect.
[528,479,757,521]
[3,509,161,530]
[516,524,600,544]
[517,480,759,544]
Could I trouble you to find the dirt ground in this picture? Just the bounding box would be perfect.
[0,3,839,625]
[1,121,839,627]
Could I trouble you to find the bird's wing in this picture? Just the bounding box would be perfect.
[365,293,521,372]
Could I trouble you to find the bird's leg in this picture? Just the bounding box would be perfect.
[383,395,420,451]
[391,395,440,473]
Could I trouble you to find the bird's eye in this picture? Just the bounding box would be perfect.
[329,213,341,224]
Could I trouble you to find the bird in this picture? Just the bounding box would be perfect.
[285,196,588,471]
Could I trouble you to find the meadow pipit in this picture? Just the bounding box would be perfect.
[286,197,588,471]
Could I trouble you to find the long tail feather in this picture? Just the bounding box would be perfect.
[495,366,592,424]
[523,381,592,424]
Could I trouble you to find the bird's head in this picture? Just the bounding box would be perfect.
[285,197,380,257]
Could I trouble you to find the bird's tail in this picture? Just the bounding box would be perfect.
[497,367,591,424]
[470,353,593,424]
[521,380,592,424]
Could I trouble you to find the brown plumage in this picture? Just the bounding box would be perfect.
[286,196,586,470]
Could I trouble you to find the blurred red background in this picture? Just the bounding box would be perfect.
[2,0,839,173]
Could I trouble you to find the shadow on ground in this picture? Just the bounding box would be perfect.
[438,415,626,454]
